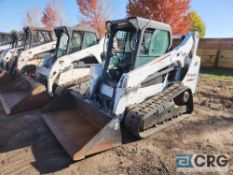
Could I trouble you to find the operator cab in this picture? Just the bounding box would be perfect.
[95,17,172,110]
[54,26,98,58]
[23,26,55,50]
[36,26,100,86]
[41,26,98,69]
[103,17,172,86]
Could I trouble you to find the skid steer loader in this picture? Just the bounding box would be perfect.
[7,26,56,75]
[42,17,201,161]
[0,32,13,66]
[0,27,56,114]
[0,31,26,90]
[0,32,13,52]
[0,31,25,68]
[35,26,105,97]
[0,26,104,115]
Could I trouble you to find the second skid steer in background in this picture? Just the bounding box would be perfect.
[0,26,105,115]
[9,26,56,76]
[0,31,25,69]
[0,32,13,52]
[0,26,56,115]
[42,17,201,161]
[35,26,105,97]
[0,31,26,90]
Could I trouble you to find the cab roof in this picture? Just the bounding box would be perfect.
[23,26,56,40]
[106,16,172,33]
[55,25,97,35]
[23,26,54,32]
[0,32,11,35]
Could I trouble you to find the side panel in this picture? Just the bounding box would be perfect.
[0,44,10,52]
[47,40,104,96]
[56,68,90,86]
[17,41,56,71]
[88,64,104,97]
[1,47,21,69]
[112,32,199,115]
[182,55,201,93]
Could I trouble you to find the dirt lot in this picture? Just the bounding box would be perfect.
[0,76,232,175]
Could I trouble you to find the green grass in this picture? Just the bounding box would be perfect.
[200,67,233,82]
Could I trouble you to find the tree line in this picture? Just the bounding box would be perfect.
[24,0,206,38]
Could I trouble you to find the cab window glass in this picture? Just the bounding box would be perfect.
[135,29,169,68]
[32,31,45,47]
[83,32,97,49]
[69,31,83,54]
[42,31,52,42]
[105,28,136,82]
[56,32,69,58]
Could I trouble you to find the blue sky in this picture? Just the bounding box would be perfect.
[0,0,233,38]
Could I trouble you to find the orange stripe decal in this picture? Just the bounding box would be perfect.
[152,54,171,65]
[186,78,194,82]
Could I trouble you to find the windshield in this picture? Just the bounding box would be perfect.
[55,32,69,58]
[31,30,53,47]
[68,31,83,54]
[135,29,170,68]
[105,28,137,82]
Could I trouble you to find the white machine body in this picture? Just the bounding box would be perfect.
[0,27,56,74]
[16,41,56,71]
[0,44,11,52]
[89,32,200,116]
[0,47,23,69]
[36,38,105,97]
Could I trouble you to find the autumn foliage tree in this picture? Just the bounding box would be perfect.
[127,0,191,35]
[190,11,205,38]
[41,1,65,29]
[76,0,111,37]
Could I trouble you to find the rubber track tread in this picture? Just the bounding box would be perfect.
[125,83,190,138]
